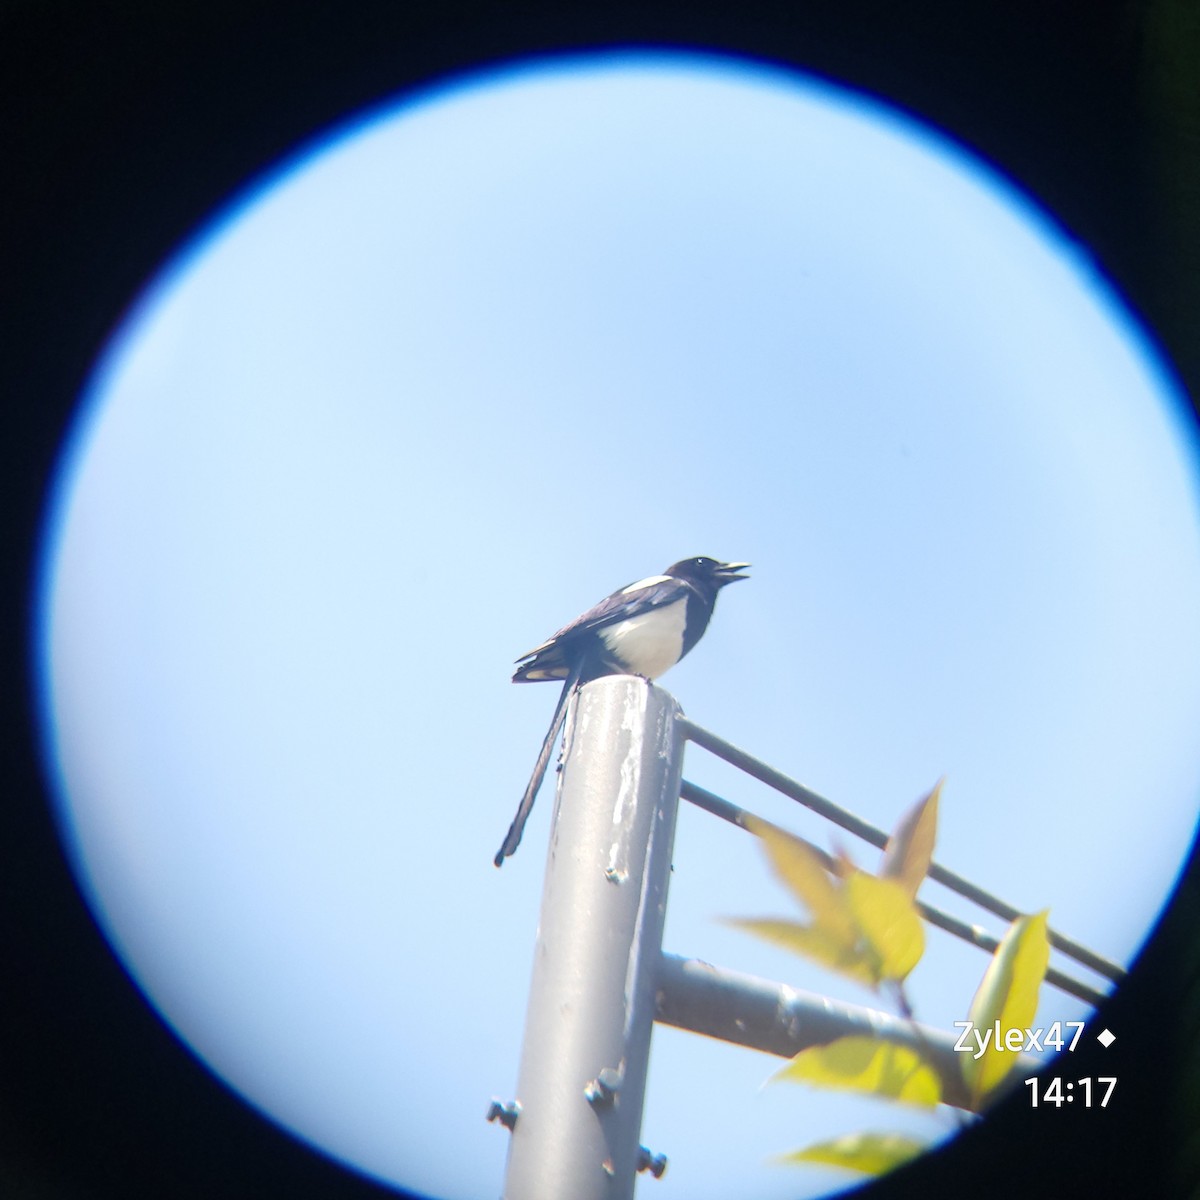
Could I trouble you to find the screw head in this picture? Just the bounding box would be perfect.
[485,1098,520,1131]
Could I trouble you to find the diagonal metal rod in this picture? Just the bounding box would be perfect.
[678,771,1117,1006]
[677,718,1125,984]
[681,739,1128,993]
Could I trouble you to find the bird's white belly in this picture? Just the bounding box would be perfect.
[599,598,687,679]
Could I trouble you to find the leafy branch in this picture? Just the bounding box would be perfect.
[728,780,1052,1178]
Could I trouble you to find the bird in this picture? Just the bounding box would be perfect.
[494,556,750,866]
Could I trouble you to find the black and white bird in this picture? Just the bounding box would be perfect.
[494,556,750,866]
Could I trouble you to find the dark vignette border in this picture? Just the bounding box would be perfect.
[1,3,1196,1198]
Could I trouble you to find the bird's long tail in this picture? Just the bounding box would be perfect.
[493,661,583,867]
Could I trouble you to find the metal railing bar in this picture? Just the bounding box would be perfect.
[677,718,1125,985]
[655,952,1042,1111]
[680,779,1109,1008]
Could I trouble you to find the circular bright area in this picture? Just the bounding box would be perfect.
[34,49,1200,1200]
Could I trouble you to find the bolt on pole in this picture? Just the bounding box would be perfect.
[501,676,684,1200]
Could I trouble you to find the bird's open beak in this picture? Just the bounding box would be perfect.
[715,561,751,585]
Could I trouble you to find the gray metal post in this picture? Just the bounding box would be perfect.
[502,676,684,1200]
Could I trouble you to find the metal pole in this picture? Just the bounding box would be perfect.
[502,677,683,1200]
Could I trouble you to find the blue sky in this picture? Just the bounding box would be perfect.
[35,50,1200,1200]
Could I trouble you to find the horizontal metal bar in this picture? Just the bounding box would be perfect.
[677,718,1125,985]
[680,780,1109,1009]
[655,953,1042,1112]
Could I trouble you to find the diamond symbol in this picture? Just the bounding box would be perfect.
[1096,1028,1116,1048]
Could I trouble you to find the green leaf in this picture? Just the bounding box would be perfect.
[773,1036,941,1107]
[724,918,878,987]
[962,910,1051,1104]
[880,779,941,899]
[844,872,925,982]
[778,1132,927,1176]
[734,813,927,988]
[743,814,857,941]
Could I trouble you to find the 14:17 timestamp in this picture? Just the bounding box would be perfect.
[1025,1077,1116,1107]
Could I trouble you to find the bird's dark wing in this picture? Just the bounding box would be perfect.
[513,575,691,682]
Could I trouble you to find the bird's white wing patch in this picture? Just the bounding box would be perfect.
[620,575,673,595]
[599,596,688,680]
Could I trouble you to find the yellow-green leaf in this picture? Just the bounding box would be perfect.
[962,910,1050,1103]
[880,779,942,899]
[743,814,857,941]
[724,918,877,987]
[773,1036,941,1107]
[778,1132,927,1176]
[844,872,925,981]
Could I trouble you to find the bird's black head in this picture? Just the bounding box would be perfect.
[664,557,751,588]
